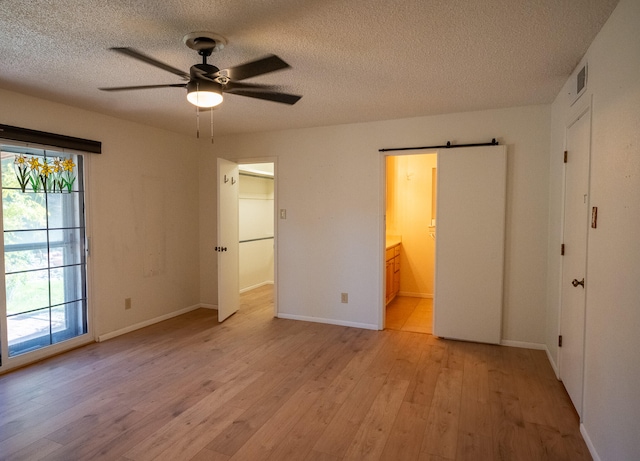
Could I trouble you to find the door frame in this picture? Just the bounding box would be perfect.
[0,147,95,373]
[237,157,279,319]
[379,149,436,330]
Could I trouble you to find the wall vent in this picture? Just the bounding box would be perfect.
[569,62,588,106]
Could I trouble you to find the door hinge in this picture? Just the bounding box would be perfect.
[558,335,563,347]
[564,150,568,163]
[561,243,565,255]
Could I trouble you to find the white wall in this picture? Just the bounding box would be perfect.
[203,105,551,340]
[547,0,640,459]
[0,88,202,339]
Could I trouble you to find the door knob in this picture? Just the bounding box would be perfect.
[572,278,585,288]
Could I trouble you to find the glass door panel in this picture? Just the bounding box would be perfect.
[1,148,88,358]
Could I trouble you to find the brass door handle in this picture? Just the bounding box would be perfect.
[572,278,585,288]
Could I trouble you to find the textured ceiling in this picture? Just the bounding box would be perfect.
[0,0,619,137]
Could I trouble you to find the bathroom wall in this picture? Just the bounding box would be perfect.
[386,153,437,297]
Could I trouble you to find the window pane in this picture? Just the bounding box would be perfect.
[47,192,83,229]
[1,154,22,189]
[52,301,86,344]
[49,228,85,268]
[5,269,50,315]
[2,149,87,359]
[1,190,47,230]
[50,265,84,305]
[4,230,49,272]
[7,307,52,355]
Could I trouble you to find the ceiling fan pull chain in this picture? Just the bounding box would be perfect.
[210,107,215,144]
[196,101,200,139]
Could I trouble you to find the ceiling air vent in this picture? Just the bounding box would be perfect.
[569,62,588,106]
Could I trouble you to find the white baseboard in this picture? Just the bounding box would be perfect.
[581,423,602,461]
[277,313,378,331]
[500,339,546,350]
[199,303,217,310]
[545,345,559,378]
[97,303,204,342]
[398,291,433,299]
[240,281,274,293]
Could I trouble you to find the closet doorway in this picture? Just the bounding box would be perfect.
[384,152,437,333]
[238,162,275,306]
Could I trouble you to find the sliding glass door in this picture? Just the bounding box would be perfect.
[0,145,88,363]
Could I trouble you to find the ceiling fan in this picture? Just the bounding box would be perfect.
[99,32,301,108]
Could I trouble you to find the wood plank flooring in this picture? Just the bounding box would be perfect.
[0,285,591,460]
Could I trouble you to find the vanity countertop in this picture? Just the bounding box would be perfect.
[385,236,402,249]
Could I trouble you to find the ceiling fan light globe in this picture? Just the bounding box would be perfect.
[187,90,223,108]
[186,79,223,107]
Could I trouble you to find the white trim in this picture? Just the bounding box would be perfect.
[580,423,602,461]
[97,304,203,342]
[199,303,217,310]
[545,345,560,378]
[0,334,94,374]
[277,313,379,331]
[500,339,547,350]
[398,291,433,299]
[240,280,274,293]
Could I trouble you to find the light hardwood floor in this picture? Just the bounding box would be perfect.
[0,285,591,460]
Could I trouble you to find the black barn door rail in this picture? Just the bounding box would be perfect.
[379,138,499,153]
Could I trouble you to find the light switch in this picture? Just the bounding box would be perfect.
[280,209,287,219]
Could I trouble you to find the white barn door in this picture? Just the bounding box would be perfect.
[433,145,507,344]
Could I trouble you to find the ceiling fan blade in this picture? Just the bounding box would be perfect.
[223,81,276,91]
[110,47,190,80]
[227,89,301,105]
[99,84,187,91]
[220,55,290,81]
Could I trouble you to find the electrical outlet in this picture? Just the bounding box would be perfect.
[125,298,132,310]
[341,293,348,304]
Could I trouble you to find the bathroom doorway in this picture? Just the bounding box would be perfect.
[384,152,437,333]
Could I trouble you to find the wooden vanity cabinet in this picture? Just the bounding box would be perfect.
[385,244,401,304]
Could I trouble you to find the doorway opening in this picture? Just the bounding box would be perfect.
[384,152,437,333]
[237,162,275,309]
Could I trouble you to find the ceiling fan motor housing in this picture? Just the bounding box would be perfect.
[191,63,219,80]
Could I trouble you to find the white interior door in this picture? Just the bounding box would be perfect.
[560,109,591,417]
[433,145,507,344]
[217,158,240,322]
